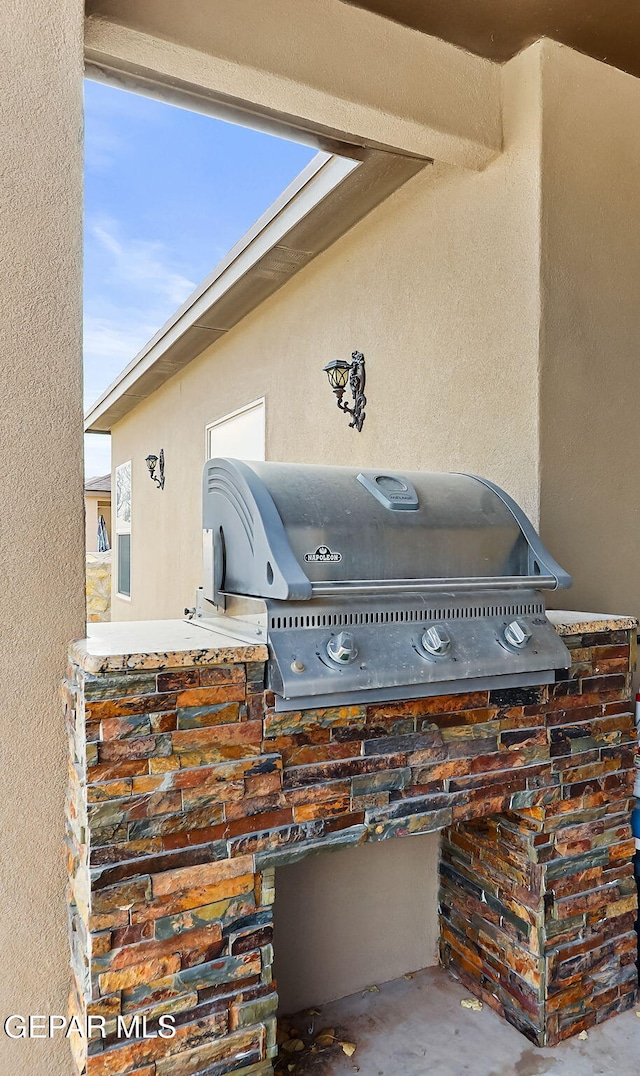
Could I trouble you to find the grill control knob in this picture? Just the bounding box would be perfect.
[504,619,532,649]
[421,625,451,657]
[327,631,357,665]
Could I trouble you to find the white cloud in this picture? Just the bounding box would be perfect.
[84,218,200,410]
[84,315,155,365]
[83,312,160,406]
[90,218,197,306]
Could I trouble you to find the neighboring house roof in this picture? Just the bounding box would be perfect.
[85,474,112,494]
[84,149,427,434]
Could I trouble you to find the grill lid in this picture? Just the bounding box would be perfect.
[202,459,571,603]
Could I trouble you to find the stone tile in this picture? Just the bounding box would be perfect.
[369,806,452,839]
[282,754,406,788]
[171,722,262,754]
[152,854,255,898]
[100,714,153,740]
[198,665,247,687]
[175,685,246,708]
[87,693,179,721]
[176,701,241,729]
[156,669,200,692]
[98,954,181,994]
[131,888,255,928]
[84,673,158,701]
[263,704,367,739]
[153,1027,263,1076]
[99,734,172,764]
[351,767,411,796]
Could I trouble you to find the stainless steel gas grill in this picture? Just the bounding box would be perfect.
[192,459,572,711]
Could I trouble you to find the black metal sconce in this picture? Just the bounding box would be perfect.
[145,449,165,490]
[323,351,367,432]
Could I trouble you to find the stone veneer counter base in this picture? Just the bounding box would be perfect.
[63,613,639,1075]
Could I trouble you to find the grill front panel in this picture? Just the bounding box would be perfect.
[265,590,569,710]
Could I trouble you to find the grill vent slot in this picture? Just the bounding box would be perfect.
[270,601,544,631]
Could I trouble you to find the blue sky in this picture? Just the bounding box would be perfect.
[84,80,316,477]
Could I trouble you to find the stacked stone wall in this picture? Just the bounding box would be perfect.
[63,624,638,1074]
[86,552,111,623]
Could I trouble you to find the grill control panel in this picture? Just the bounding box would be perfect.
[264,595,570,711]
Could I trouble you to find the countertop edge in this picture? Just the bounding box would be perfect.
[547,611,638,636]
[69,638,269,675]
[69,612,638,674]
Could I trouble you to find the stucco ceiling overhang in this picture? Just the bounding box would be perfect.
[342,0,640,80]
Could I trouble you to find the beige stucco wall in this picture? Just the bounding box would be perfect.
[539,42,640,621]
[273,836,440,1012]
[111,45,543,622]
[0,1,85,1073]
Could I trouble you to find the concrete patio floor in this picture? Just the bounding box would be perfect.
[280,965,640,1076]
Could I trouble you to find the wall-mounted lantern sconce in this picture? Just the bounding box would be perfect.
[323,350,367,432]
[145,449,165,490]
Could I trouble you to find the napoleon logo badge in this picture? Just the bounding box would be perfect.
[304,545,342,563]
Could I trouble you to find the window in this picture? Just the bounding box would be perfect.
[115,461,131,598]
[206,399,265,462]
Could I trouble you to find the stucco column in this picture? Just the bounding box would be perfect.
[0,1,85,1073]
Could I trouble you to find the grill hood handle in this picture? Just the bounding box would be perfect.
[460,474,573,591]
[203,458,312,603]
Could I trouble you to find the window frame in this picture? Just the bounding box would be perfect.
[205,397,266,462]
[114,460,132,600]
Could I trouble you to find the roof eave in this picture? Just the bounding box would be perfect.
[84,149,429,434]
